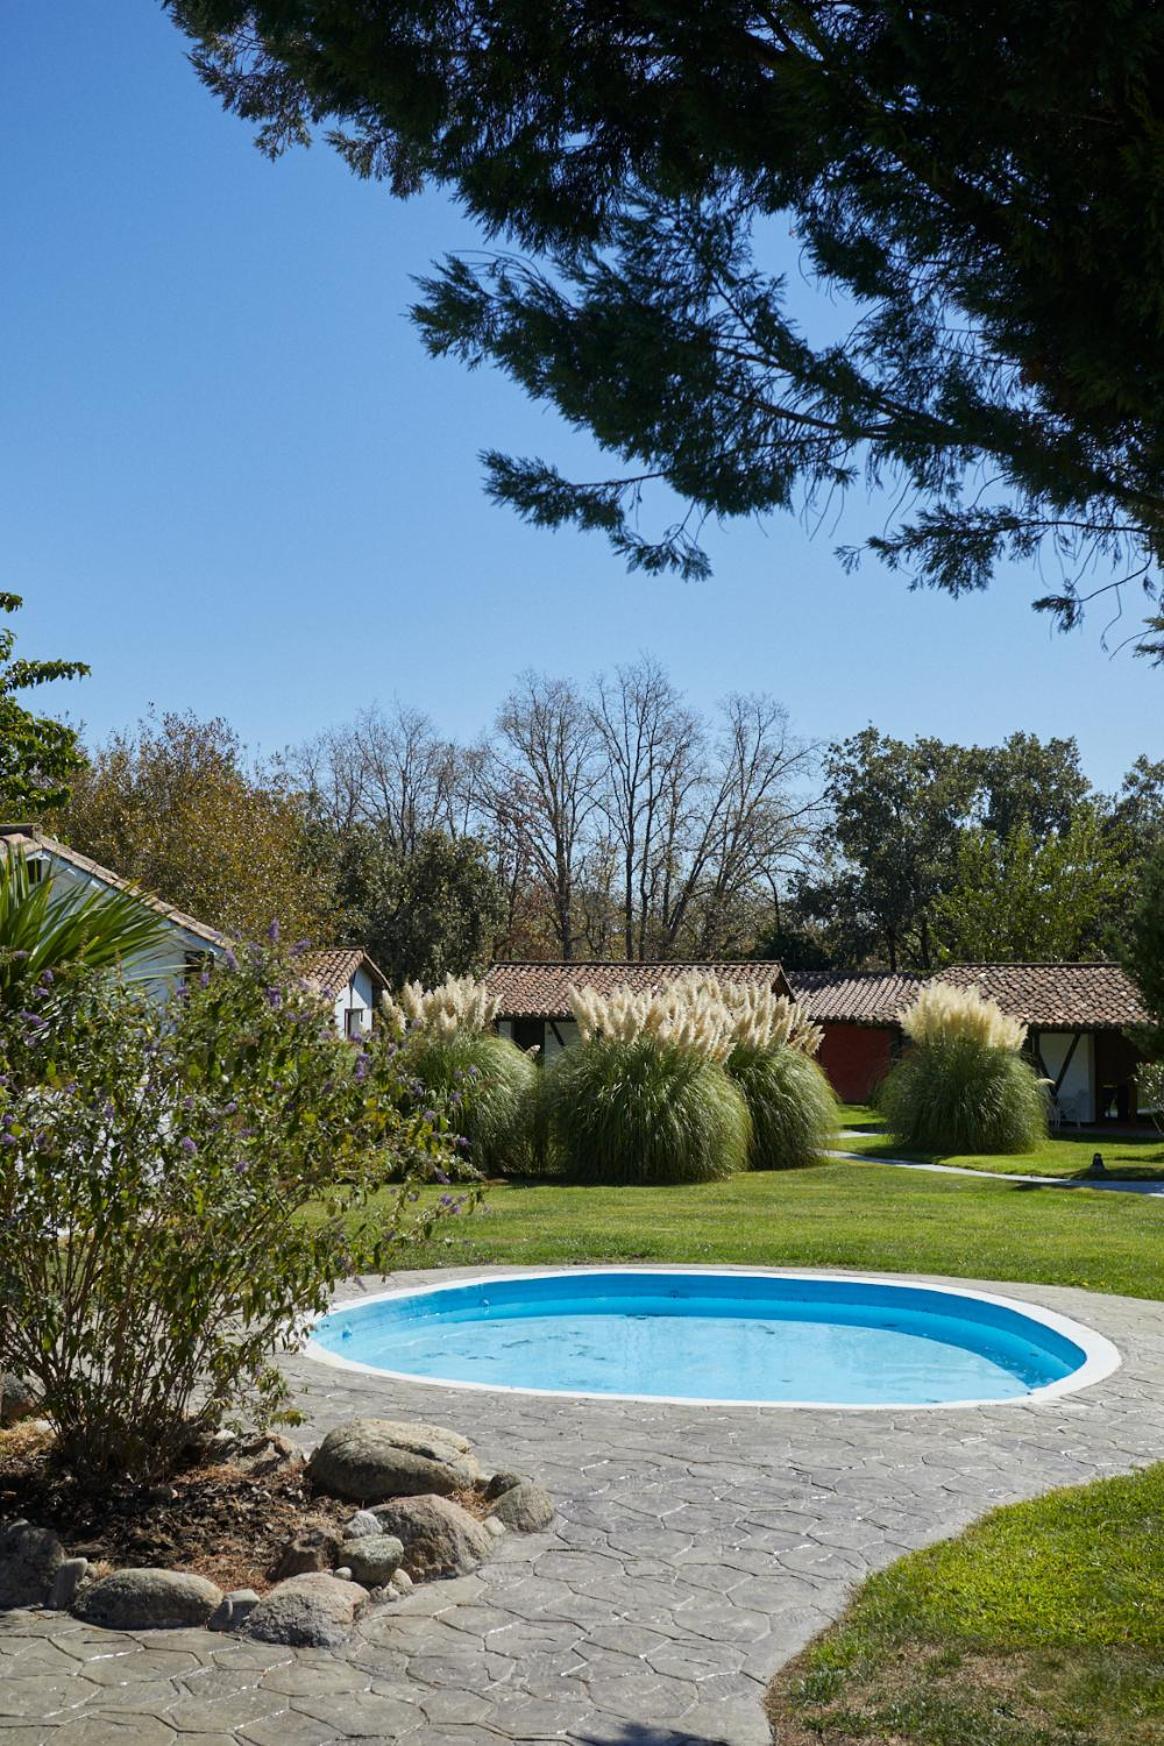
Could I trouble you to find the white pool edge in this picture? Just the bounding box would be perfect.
[302,1265,1123,1412]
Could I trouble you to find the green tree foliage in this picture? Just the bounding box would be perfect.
[0,593,88,816]
[0,849,173,1009]
[169,3,1164,649]
[1113,756,1164,865]
[1124,841,1164,1059]
[57,711,332,942]
[797,730,981,971]
[934,810,1131,965]
[0,943,464,1480]
[332,826,506,985]
[979,734,1091,842]
[794,729,1135,970]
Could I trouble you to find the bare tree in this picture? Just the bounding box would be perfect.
[286,703,463,851]
[592,657,701,961]
[283,658,823,967]
[485,673,602,960]
[666,695,822,957]
[590,685,822,960]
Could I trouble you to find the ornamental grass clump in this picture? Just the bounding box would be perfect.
[385,973,538,1176]
[0,944,466,1483]
[539,1032,751,1185]
[879,982,1049,1155]
[555,971,834,1180]
[727,1043,837,1170]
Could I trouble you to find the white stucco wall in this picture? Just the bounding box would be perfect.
[1039,1030,1094,1123]
[333,965,376,1038]
[35,853,222,1004]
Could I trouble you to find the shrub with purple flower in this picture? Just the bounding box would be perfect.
[0,937,465,1482]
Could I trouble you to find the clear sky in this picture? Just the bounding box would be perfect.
[0,1,1156,792]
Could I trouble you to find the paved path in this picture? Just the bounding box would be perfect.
[832,1146,1164,1194]
[4,1266,1164,1746]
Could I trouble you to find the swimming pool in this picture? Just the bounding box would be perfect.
[307,1268,1120,1409]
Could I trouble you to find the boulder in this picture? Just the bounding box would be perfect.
[270,1526,340,1581]
[236,1431,305,1477]
[388,1568,413,1595]
[0,1521,64,1607]
[209,1587,261,1631]
[47,1557,89,1612]
[74,1568,222,1630]
[484,1470,525,1502]
[343,1509,383,1541]
[339,1534,404,1588]
[243,1573,369,1648]
[371,1494,494,1580]
[488,1481,555,1533]
[0,1375,39,1429]
[308,1418,479,1503]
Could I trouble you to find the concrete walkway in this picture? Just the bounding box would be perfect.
[3,1265,1164,1746]
[832,1144,1164,1194]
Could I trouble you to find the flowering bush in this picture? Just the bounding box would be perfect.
[0,943,467,1481]
[879,982,1048,1154]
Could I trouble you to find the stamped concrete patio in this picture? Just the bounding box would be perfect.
[3,1264,1164,1746]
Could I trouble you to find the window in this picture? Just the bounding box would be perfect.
[511,1018,546,1055]
[345,1007,366,1040]
[26,857,47,884]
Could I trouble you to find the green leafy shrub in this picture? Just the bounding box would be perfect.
[0,943,466,1482]
[403,1028,538,1176]
[538,1035,751,1185]
[879,984,1048,1154]
[727,1043,837,1169]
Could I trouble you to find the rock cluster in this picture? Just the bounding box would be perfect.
[0,1414,554,1648]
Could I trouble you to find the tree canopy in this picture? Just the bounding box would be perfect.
[0,593,88,816]
[56,711,332,943]
[168,1,1164,652]
[330,825,506,988]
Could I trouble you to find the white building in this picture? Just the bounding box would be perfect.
[0,825,387,1039]
[299,949,389,1039]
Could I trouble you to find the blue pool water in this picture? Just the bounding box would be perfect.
[310,1271,1093,1406]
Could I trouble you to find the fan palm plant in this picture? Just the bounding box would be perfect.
[0,847,176,1007]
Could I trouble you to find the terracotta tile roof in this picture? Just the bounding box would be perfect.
[786,970,926,1026]
[485,960,793,1020]
[935,962,1148,1029]
[300,948,389,998]
[0,826,227,949]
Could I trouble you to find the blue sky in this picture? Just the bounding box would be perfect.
[0,0,1156,792]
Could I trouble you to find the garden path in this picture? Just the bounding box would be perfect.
[3,1266,1164,1746]
[830,1147,1164,1194]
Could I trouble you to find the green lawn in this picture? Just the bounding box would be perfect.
[766,1463,1164,1746]
[838,1102,883,1129]
[404,1159,1164,1301]
[839,1127,1164,1181]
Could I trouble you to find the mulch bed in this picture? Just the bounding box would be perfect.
[0,1427,350,1595]
[1,1426,497,1597]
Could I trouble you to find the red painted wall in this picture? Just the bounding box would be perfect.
[817,1023,896,1104]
